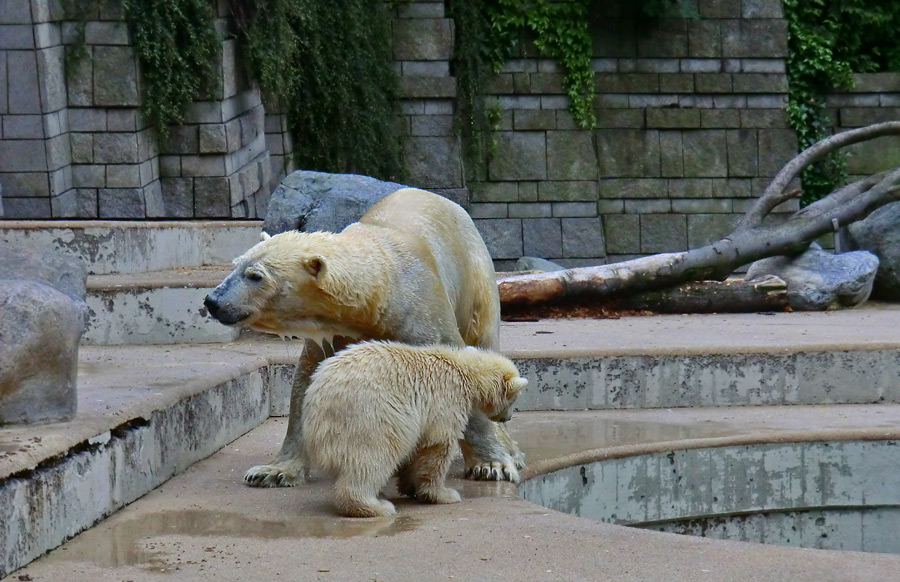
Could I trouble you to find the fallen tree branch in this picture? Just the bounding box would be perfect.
[499,122,900,309]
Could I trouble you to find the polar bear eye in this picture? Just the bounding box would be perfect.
[244,268,264,282]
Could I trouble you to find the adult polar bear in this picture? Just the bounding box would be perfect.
[204,187,524,486]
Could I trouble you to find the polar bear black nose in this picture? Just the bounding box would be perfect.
[204,295,221,318]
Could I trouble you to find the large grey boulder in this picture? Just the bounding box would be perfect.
[844,201,900,300]
[0,246,87,424]
[263,171,409,235]
[746,243,879,311]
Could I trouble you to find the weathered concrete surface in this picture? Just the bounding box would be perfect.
[84,266,241,345]
[0,221,262,275]
[16,414,900,582]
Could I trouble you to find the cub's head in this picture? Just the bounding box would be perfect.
[467,349,528,423]
[203,231,347,334]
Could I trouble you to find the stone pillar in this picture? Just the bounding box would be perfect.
[393,0,465,206]
[264,99,295,192]
[0,0,73,218]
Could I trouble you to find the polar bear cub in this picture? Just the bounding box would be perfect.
[302,341,528,518]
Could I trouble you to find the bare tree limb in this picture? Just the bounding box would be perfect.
[499,122,900,310]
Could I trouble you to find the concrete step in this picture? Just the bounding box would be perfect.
[83,266,244,345]
[0,220,262,275]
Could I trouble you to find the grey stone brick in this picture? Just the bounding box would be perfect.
[8,50,41,114]
[37,46,66,112]
[199,123,228,153]
[637,19,687,58]
[625,198,672,213]
[399,76,456,99]
[395,3,444,18]
[424,100,453,115]
[659,73,695,93]
[69,108,107,131]
[159,177,193,217]
[34,22,60,49]
[402,61,449,77]
[758,129,797,176]
[701,109,741,128]
[2,196,51,217]
[688,214,741,248]
[0,49,7,114]
[595,94,630,108]
[595,109,645,128]
[596,129,660,177]
[411,114,454,136]
[474,218,523,260]
[724,59,742,73]
[733,73,788,93]
[547,131,597,180]
[0,24,34,49]
[51,188,97,218]
[94,133,139,164]
[680,59,722,73]
[523,218,562,258]
[0,171,49,197]
[629,94,679,108]
[489,132,546,181]
[509,203,551,219]
[726,129,758,177]
[688,20,721,58]
[668,178,714,199]
[498,95,541,110]
[69,133,92,163]
[500,59,537,74]
[518,181,537,202]
[641,214,687,253]
[85,21,129,45]
[3,114,43,138]
[695,73,733,93]
[562,217,606,258]
[537,59,560,73]
[647,108,701,129]
[845,136,900,175]
[140,159,155,185]
[825,94,879,107]
[743,0,783,18]
[851,72,900,92]
[595,73,659,93]
[671,198,732,213]
[839,107,900,127]
[106,164,142,188]
[0,2,32,23]
[72,164,105,188]
[471,181,517,203]
[683,130,728,177]
[741,59,786,73]
[143,179,164,217]
[714,177,754,198]
[660,131,684,177]
[158,155,180,177]
[713,95,748,108]
[194,176,230,217]
[393,18,453,60]
[0,139,47,171]
[604,214,640,254]
[538,181,597,202]
[597,199,625,213]
[514,110,556,130]
[180,154,226,177]
[93,46,139,107]
[722,19,788,58]
[42,109,64,138]
[107,109,139,132]
[99,188,144,218]
[699,0,740,18]
[598,178,666,199]
[552,202,596,218]
[529,73,565,94]
[403,136,462,189]
[591,58,618,73]
[162,125,199,155]
[678,95,715,108]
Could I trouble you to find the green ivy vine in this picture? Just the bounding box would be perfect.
[123,0,220,139]
[783,0,900,205]
[231,0,403,181]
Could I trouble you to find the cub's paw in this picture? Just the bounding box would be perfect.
[464,459,520,483]
[419,486,462,505]
[243,462,307,488]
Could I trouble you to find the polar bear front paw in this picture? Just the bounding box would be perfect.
[464,459,520,483]
[243,462,307,488]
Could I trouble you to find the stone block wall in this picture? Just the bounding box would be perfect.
[0,0,278,219]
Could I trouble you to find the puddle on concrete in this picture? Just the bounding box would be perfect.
[46,510,420,572]
[515,416,733,463]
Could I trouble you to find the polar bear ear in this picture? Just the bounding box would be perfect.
[509,376,529,394]
[304,256,325,278]
[260,231,271,241]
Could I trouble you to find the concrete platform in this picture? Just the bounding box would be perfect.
[4,306,900,580]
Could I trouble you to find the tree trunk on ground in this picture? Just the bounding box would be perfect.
[499,122,900,310]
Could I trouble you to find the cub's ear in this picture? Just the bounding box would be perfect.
[260,231,271,241]
[509,376,528,394]
[304,256,325,278]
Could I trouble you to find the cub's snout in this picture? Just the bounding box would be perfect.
[203,286,250,326]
